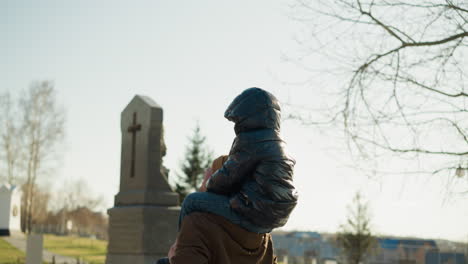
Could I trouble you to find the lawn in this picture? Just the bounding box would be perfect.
[0,237,25,264]
[43,235,107,264]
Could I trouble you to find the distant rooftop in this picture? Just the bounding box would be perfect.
[379,238,437,250]
[286,231,322,239]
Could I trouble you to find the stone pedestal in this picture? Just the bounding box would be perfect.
[106,96,180,264]
[106,206,180,263]
[26,234,43,264]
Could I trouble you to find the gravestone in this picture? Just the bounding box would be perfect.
[26,234,43,264]
[0,184,22,236]
[106,95,180,264]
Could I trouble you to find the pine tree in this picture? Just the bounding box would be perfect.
[336,192,376,264]
[174,124,212,204]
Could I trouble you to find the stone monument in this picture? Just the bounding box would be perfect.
[0,184,22,236]
[106,95,180,264]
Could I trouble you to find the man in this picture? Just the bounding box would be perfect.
[167,211,277,264]
[158,156,278,264]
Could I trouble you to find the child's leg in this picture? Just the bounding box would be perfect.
[179,191,235,229]
[178,192,272,234]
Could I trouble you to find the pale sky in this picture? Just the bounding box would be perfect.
[1,0,467,242]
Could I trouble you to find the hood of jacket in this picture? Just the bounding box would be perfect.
[224,88,281,134]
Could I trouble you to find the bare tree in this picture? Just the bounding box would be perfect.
[288,0,467,185]
[20,182,51,231]
[46,177,105,237]
[0,92,21,185]
[59,178,104,212]
[336,192,376,264]
[20,81,65,233]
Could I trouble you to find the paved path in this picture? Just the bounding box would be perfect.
[3,235,88,264]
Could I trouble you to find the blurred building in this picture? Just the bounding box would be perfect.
[271,232,466,264]
[368,238,438,264]
[272,231,339,264]
[426,252,466,264]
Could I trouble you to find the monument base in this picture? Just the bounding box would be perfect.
[106,205,180,264]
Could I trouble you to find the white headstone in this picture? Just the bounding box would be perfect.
[0,184,22,236]
[66,220,73,231]
[26,234,43,264]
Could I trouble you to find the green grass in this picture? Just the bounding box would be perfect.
[43,235,107,264]
[0,237,25,264]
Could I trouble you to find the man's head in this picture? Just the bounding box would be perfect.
[224,87,281,134]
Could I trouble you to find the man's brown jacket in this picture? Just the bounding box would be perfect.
[170,212,277,264]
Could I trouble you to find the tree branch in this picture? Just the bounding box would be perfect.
[401,77,468,97]
[405,32,468,47]
[353,135,468,156]
[358,8,406,43]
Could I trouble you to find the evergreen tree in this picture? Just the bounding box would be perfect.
[336,192,376,264]
[174,124,212,204]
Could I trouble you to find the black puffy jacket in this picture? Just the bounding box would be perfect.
[206,87,298,229]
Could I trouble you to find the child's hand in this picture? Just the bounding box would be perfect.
[168,239,177,261]
[198,168,213,192]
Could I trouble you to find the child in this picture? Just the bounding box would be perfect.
[179,87,298,233]
[158,88,296,264]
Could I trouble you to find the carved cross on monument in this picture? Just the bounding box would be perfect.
[127,112,141,178]
[114,95,178,204]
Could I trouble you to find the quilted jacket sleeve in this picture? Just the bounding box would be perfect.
[206,149,254,195]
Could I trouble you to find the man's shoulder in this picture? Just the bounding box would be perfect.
[183,212,233,230]
[182,212,228,233]
[183,212,217,225]
[184,212,267,243]
[179,213,276,264]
